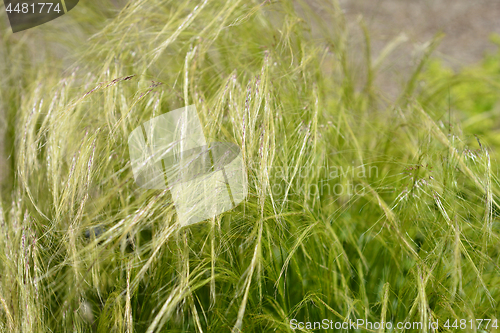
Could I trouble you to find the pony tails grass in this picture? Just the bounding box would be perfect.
[1,0,500,331]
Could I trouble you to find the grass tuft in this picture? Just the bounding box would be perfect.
[1,0,500,331]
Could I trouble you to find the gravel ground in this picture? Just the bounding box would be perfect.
[304,0,500,98]
[341,0,500,65]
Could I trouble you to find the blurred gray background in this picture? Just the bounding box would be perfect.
[341,0,500,64]
[305,0,500,98]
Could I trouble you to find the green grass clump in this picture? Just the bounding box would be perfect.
[0,0,500,332]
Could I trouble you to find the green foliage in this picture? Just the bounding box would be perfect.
[419,34,500,149]
[0,1,499,332]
